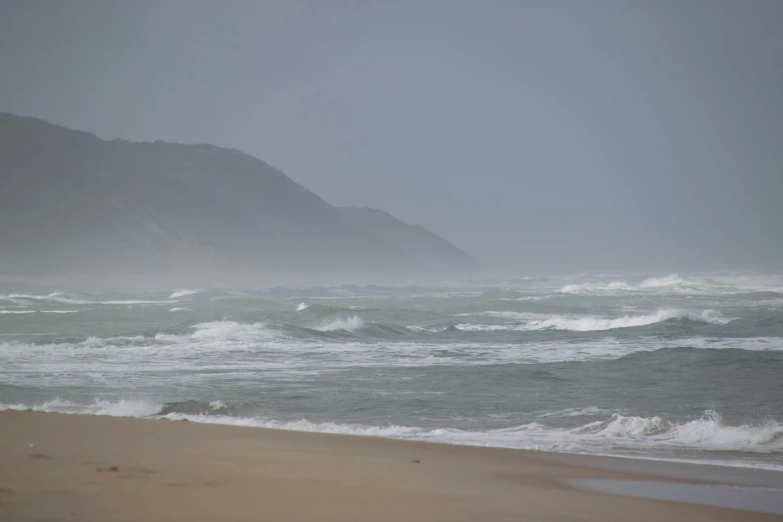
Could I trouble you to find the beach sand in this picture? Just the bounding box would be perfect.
[1,411,781,521]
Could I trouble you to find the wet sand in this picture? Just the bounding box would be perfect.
[1,411,781,521]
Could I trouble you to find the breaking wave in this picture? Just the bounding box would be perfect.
[99,300,176,305]
[315,316,365,332]
[2,400,780,469]
[560,281,636,294]
[154,321,281,344]
[0,309,81,314]
[524,309,729,331]
[456,309,730,332]
[169,290,198,299]
[3,274,782,472]
[577,411,783,453]
[1,398,162,418]
[6,293,174,306]
[638,274,692,288]
[7,293,91,305]
[560,275,701,295]
[560,273,783,296]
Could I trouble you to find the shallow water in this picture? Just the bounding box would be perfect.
[567,478,783,515]
[2,272,782,470]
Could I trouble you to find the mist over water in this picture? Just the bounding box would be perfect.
[2,272,782,470]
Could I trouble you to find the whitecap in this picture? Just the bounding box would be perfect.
[100,300,175,305]
[186,321,280,342]
[315,316,365,332]
[558,273,783,296]
[456,309,730,332]
[0,397,162,417]
[169,290,198,299]
[580,411,783,452]
[8,293,91,304]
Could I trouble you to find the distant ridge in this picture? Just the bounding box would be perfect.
[0,113,479,278]
[339,207,480,271]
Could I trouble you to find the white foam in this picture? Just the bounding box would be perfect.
[187,321,280,342]
[639,274,690,288]
[8,293,91,304]
[406,325,448,333]
[146,410,783,457]
[161,413,427,437]
[538,406,607,418]
[6,293,177,306]
[2,333,780,373]
[100,300,175,305]
[471,311,539,320]
[560,281,635,294]
[583,411,783,452]
[170,308,193,312]
[169,290,198,299]
[0,398,162,417]
[0,309,83,314]
[560,273,783,296]
[524,309,730,331]
[559,274,710,295]
[3,400,778,469]
[454,324,511,331]
[316,316,365,332]
[456,309,730,332]
[296,302,309,311]
[0,295,35,305]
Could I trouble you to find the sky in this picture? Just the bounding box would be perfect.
[1,0,781,274]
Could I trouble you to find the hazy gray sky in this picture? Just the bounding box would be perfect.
[1,1,781,273]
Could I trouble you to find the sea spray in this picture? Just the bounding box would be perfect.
[316,316,365,332]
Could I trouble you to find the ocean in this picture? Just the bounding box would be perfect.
[2,272,782,471]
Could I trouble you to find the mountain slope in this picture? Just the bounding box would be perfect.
[0,113,477,278]
[339,207,480,271]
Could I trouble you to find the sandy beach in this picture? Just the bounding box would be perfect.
[1,411,781,521]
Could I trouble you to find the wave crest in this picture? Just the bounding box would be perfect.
[2,401,779,466]
[315,316,365,332]
[560,281,635,294]
[0,398,162,417]
[169,290,198,299]
[559,273,783,296]
[456,309,730,332]
[190,321,278,342]
[560,274,718,295]
[525,309,730,331]
[154,321,280,344]
[583,411,783,452]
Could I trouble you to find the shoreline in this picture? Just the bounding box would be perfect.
[4,403,782,474]
[2,411,782,521]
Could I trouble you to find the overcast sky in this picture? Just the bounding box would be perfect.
[1,0,781,274]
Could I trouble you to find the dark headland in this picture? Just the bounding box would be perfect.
[0,113,479,287]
